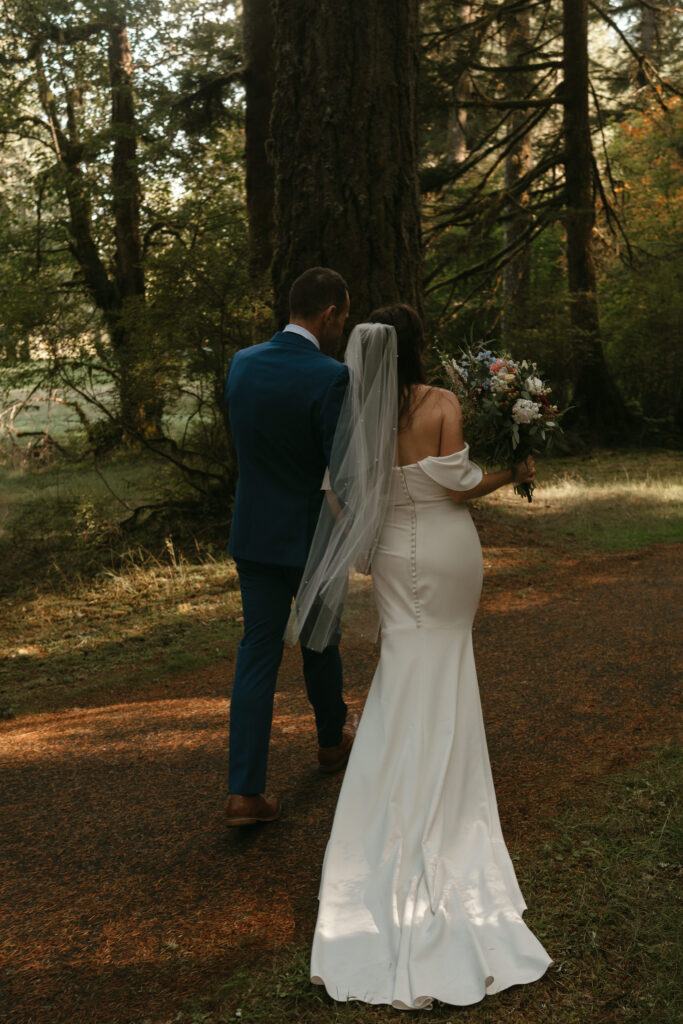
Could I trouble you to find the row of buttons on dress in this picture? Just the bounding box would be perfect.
[399,468,422,628]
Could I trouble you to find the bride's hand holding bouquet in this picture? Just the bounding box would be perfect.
[442,345,563,502]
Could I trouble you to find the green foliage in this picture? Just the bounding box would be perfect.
[598,101,683,425]
[140,132,254,431]
[2,0,682,464]
[0,0,251,478]
[419,3,682,439]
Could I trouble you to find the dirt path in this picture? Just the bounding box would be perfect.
[1,543,680,1024]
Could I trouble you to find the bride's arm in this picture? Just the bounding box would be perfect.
[439,392,535,503]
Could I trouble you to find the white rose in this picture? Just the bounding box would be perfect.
[512,398,542,424]
[525,375,548,396]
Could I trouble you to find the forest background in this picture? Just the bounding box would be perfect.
[1,0,681,515]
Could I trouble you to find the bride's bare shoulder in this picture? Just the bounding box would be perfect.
[420,386,462,415]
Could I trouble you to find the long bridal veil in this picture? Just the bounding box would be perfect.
[286,323,398,652]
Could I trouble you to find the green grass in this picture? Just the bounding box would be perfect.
[481,448,683,551]
[168,743,682,1024]
[0,367,115,445]
[0,447,186,599]
[0,369,219,449]
[0,447,172,515]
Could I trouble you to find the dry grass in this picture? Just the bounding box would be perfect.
[0,547,242,717]
[2,447,680,718]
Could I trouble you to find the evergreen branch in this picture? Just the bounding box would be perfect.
[629,1,683,13]
[457,96,558,109]
[172,68,244,111]
[426,187,561,238]
[421,101,553,194]
[55,366,226,493]
[468,59,563,73]
[142,221,186,256]
[591,152,635,266]
[3,113,51,134]
[438,114,560,212]
[422,0,548,52]
[421,110,514,193]
[426,212,558,298]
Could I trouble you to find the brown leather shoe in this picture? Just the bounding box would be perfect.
[318,712,359,773]
[225,793,281,826]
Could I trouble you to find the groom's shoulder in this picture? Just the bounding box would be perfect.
[232,333,281,358]
[232,332,302,362]
[227,335,280,374]
[229,334,347,385]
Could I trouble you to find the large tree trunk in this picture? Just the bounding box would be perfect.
[269,0,422,328]
[562,0,629,439]
[502,4,533,349]
[242,0,275,281]
[108,19,162,438]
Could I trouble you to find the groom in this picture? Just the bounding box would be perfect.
[224,267,359,826]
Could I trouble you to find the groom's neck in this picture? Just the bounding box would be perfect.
[288,316,321,341]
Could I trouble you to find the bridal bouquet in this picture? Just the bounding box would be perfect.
[442,344,563,502]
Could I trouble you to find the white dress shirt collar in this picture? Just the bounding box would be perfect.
[284,323,320,350]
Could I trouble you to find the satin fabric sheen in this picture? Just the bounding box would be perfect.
[310,450,552,1008]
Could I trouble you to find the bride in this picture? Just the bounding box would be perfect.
[290,304,552,1009]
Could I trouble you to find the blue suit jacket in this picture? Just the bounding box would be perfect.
[226,331,349,567]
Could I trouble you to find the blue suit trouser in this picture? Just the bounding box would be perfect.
[228,558,347,795]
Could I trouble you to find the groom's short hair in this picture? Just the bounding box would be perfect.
[289,267,349,318]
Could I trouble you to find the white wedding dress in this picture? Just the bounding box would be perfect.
[310,447,552,1008]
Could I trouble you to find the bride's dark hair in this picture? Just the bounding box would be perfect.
[367,303,426,424]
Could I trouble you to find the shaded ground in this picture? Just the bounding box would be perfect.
[1,542,681,1024]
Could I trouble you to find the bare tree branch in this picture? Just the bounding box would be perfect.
[26,21,106,59]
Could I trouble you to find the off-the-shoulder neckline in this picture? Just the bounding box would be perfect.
[392,446,470,470]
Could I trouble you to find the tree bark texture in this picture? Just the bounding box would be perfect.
[34,50,115,313]
[562,0,628,437]
[108,21,144,305]
[269,0,422,327]
[502,4,533,348]
[108,19,162,437]
[34,19,160,438]
[243,0,275,280]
